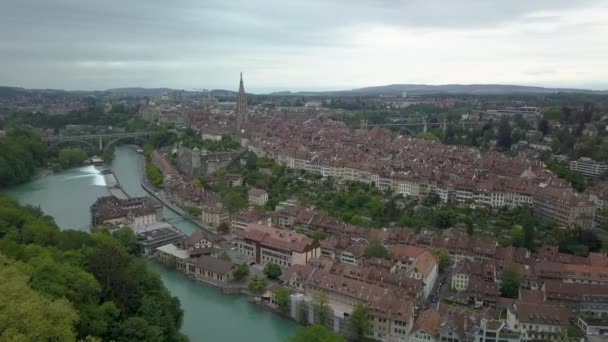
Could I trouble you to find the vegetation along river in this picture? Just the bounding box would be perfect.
[4,145,298,342]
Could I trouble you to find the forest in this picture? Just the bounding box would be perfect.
[7,104,146,130]
[0,195,187,341]
[0,128,47,187]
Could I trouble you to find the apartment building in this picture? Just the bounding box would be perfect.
[533,185,597,228]
[90,196,161,231]
[506,303,570,341]
[236,223,320,269]
[569,157,608,178]
[230,208,268,234]
[389,245,438,299]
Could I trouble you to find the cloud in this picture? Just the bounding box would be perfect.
[0,0,607,91]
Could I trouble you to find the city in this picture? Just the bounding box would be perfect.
[2,1,608,342]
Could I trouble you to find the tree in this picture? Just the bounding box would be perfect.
[220,250,232,262]
[416,131,440,142]
[501,264,520,298]
[0,254,79,342]
[218,221,230,234]
[312,229,328,241]
[58,148,88,169]
[313,291,329,324]
[537,119,551,136]
[246,151,258,170]
[349,303,370,341]
[422,192,441,207]
[274,287,290,313]
[264,262,283,280]
[0,195,187,342]
[497,116,512,150]
[111,317,164,342]
[523,224,536,251]
[434,209,455,229]
[510,226,524,247]
[232,264,250,281]
[289,325,346,342]
[363,239,389,259]
[112,227,139,255]
[145,163,163,188]
[248,275,267,293]
[432,248,451,272]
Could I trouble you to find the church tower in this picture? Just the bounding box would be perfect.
[235,72,248,135]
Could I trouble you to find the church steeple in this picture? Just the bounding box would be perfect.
[236,72,248,135]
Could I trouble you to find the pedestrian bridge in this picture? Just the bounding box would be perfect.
[41,131,155,150]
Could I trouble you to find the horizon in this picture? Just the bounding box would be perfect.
[2,81,607,95]
[2,1,608,91]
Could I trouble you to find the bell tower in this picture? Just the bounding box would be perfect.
[235,72,248,135]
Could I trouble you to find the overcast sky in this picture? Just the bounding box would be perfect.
[1,0,607,92]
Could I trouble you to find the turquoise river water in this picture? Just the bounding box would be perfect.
[4,146,298,342]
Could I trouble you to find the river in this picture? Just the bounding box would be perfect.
[4,146,298,342]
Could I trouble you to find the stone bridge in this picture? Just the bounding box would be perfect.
[41,131,155,150]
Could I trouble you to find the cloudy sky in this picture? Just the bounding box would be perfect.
[1,0,607,92]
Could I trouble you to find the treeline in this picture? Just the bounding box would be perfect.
[179,129,240,152]
[8,104,145,130]
[0,195,187,341]
[545,160,587,192]
[0,128,47,187]
[146,163,164,188]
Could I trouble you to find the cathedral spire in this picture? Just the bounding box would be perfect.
[236,72,248,135]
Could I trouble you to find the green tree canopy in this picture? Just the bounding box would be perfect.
[432,248,451,272]
[364,239,389,259]
[0,254,79,342]
[349,303,370,342]
[289,325,346,342]
[248,275,267,293]
[274,287,290,312]
[501,264,520,298]
[233,263,250,281]
[263,262,283,279]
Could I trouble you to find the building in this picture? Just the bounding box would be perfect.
[451,260,490,292]
[230,208,268,234]
[248,188,268,206]
[542,281,608,317]
[533,186,597,229]
[176,146,240,177]
[477,319,521,342]
[577,316,608,340]
[570,157,608,178]
[201,205,229,229]
[389,245,438,299]
[320,236,367,266]
[136,222,185,255]
[183,230,222,251]
[506,303,570,341]
[409,309,441,342]
[236,224,321,269]
[184,255,234,283]
[155,243,190,271]
[235,73,248,135]
[90,196,161,230]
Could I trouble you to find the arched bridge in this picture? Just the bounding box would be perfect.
[41,131,155,150]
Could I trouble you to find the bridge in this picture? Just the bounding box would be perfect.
[354,118,485,135]
[42,131,155,150]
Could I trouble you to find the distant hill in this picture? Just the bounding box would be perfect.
[269,84,608,96]
[105,87,174,97]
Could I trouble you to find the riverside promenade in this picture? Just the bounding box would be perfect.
[128,146,217,234]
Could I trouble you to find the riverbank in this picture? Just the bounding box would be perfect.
[4,146,298,341]
[133,150,218,234]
